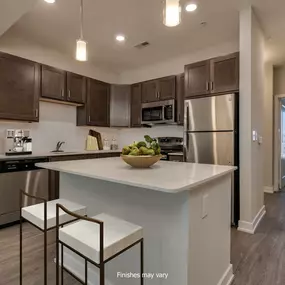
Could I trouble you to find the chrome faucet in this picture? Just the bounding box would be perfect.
[54,141,65,152]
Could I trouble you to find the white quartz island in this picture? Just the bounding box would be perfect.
[37,158,236,285]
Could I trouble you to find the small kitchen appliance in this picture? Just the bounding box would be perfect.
[4,129,32,156]
[142,100,175,125]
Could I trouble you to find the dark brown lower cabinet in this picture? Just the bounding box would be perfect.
[0,52,40,122]
[77,78,110,127]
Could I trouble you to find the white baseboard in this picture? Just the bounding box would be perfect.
[238,205,266,234]
[264,186,274,194]
[216,264,234,285]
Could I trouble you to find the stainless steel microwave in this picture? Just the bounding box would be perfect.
[141,99,175,124]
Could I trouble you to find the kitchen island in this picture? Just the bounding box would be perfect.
[37,157,236,285]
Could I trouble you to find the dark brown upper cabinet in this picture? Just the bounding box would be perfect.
[185,52,239,98]
[131,83,142,127]
[157,76,176,100]
[66,72,86,104]
[185,60,210,98]
[41,65,65,101]
[210,52,239,94]
[142,80,157,103]
[0,52,40,122]
[77,78,110,127]
[176,74,185,126]
[142,76,176,103]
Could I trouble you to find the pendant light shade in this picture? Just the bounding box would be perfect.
[76,0,87,61]
[163,0,181,27]
[76,39,87,61]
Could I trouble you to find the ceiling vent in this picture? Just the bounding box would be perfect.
[134,41,150,49]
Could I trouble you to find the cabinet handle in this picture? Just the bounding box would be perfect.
[156,91,158,99]
[158,91,160,99]
[68,90,71,99]
[206,82,209,91]
[211,82,214,90]
[61,90,64,98]
[35,109,39,118]
[88,115,91,123]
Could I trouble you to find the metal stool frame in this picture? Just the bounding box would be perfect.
[19,189,79,285]
[56,203,144,285]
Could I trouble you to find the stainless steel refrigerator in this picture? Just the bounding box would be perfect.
[184,93,239,225]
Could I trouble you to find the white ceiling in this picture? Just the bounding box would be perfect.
[3,0,285,72]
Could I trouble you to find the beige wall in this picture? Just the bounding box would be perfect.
[119,41,239,84]
[263,64,274,191]
[239,7,265,230]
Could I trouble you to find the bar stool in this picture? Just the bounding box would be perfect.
[19,190,87,285]
[56,204,144,285]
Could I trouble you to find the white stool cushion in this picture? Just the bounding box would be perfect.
[21,199,87,230]
[59,213,143,263]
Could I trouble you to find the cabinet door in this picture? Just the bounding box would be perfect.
[0,53,40,122]
[185,60,210,98]
[158,76,176,100]
[210,52,239,94]
[142,80,158,103]
[131,83,142,127]
[41,65,65,101]
[176,74,184,125]
[87,79,110,127]
[66,72,85,104]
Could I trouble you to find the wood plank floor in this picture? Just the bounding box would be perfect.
[1,193,285,285]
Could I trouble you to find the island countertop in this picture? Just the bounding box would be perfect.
[36,157,236,193]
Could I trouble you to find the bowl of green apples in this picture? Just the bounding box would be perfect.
[121,135,162,168]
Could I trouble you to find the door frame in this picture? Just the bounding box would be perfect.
[273,94,285,191]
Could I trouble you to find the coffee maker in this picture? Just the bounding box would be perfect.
[4,129,32,156]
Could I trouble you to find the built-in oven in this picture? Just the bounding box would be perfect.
[141,99,175,124]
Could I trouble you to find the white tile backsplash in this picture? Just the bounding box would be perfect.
[0,102,183,153]
[118,125,183,147]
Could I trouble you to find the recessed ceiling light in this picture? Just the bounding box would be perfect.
[186,3,197,12]
[116,35,126,42]
[44,0,56,3]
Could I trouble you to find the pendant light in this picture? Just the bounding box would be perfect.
[76,0,87,61]
[163,0,181,27]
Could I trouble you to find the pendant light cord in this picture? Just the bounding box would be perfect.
[80,0,84,40]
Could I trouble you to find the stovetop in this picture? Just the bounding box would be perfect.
[157,137,183,153]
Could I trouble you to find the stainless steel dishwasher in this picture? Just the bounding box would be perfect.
[0,158,52,226]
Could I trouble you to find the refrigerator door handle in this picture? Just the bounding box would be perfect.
[186,102,190,131]
[185,133,189,161]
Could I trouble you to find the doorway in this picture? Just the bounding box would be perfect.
[280,100,285,189]
[274,96,285,191]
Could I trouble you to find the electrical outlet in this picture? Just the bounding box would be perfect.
[202,194,209,219]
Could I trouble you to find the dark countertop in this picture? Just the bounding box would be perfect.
[0,150,121,161]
